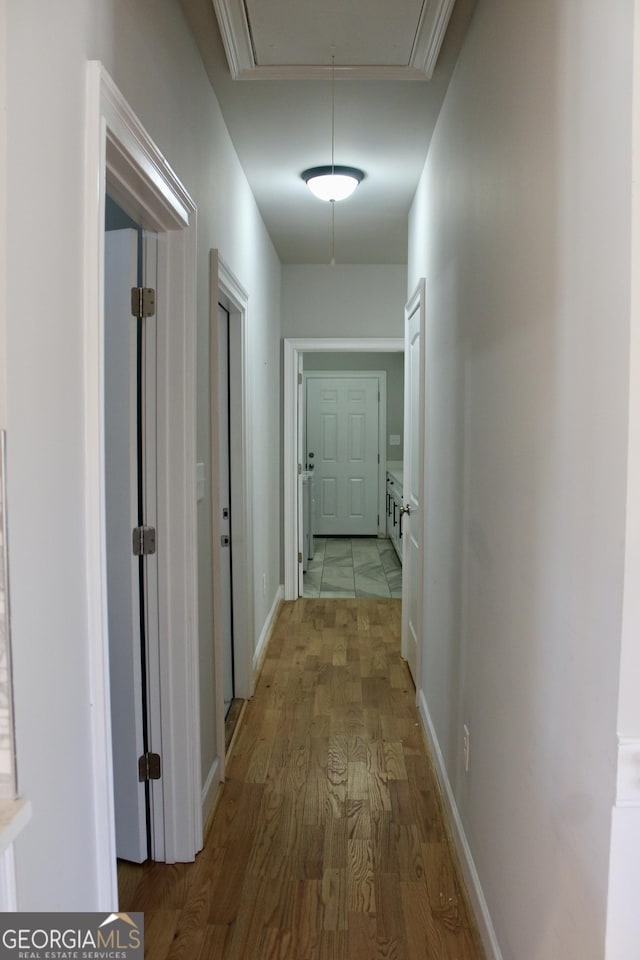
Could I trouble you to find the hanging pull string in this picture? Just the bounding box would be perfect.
[331,200,336,266]
[331,54,336,177]
[331,53,336,265]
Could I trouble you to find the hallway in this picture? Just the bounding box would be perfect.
[119,599,484,959]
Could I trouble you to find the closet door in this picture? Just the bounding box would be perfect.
[217,304,234,716]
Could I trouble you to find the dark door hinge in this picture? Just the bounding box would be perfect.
[138,752,162,782]
[133,525,156,556]
[131,286,156,318]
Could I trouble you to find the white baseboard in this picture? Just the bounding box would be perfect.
[201,756,221,829]
[417,689,503,960]
[253,585,284,675]
[615,736,640,805]
[0,844,17,911]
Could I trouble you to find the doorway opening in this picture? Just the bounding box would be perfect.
[214,300,243,752]
[301,362,404,599]
[283,338,404,602]
[217,303,235,721]
[208,251,254,796]
[284,294,425,689]
[104,198,160,865]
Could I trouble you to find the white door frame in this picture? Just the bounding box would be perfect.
[209,250,254,786]
[401,281,426,684]
[303,370,387,538]
[84,63,201,905]
[284,338,404,600]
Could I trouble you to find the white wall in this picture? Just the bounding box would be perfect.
[0,0,5,430]
[605,3,640,953]
[282,264,406,339]
[5,0,280,909]
[408,1,633,958]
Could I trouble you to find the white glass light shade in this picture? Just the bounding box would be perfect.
[302,166,364,202]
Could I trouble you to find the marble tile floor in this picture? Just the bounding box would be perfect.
[303,535,403,598]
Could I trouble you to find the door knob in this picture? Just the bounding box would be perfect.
[399,503,410,539]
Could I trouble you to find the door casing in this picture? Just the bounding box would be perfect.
[85,62,200,905]
[284,338,403,600]
[208,251,253,801]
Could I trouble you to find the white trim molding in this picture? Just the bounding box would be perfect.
[0,797,32,907]
[410,0,457,79]
[212,0,455,80]
[283,337,404,600]
[615,737,640,806]
[201,757,221,831]
[253,585,284,676]
[85,62,201,900]
[417,690,503,960]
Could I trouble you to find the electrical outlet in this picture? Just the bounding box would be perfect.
[262,572,267,598]
[463,724,470,773]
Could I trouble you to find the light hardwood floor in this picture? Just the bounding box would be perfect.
[119,599,485,960]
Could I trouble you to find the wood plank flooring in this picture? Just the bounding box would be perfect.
[119,599,485,960]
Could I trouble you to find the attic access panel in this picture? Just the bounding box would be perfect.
[245,0,423,67]
[213,0,457,79]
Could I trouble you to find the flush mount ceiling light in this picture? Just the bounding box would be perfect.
[302,165,365,202]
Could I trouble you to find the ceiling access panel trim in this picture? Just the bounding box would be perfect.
[212,0,255,79]
[410,0,457,80]
[212,0,456,80]
[231,64,427,81]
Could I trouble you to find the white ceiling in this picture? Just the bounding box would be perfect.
[180,0,476,264]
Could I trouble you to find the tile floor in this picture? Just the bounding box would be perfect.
[303,536,403,598]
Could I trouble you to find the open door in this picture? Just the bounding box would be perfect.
[297,351,305,596]
[104,228,146,862]
[401,280,426,685]
[104,227,160,864]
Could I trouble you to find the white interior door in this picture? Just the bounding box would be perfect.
[306,376,379,536]
[217,304,234,715]
[140,230,163,860]
[401,283,425,685]
[297,354,305,595]
[104,229,147,863]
